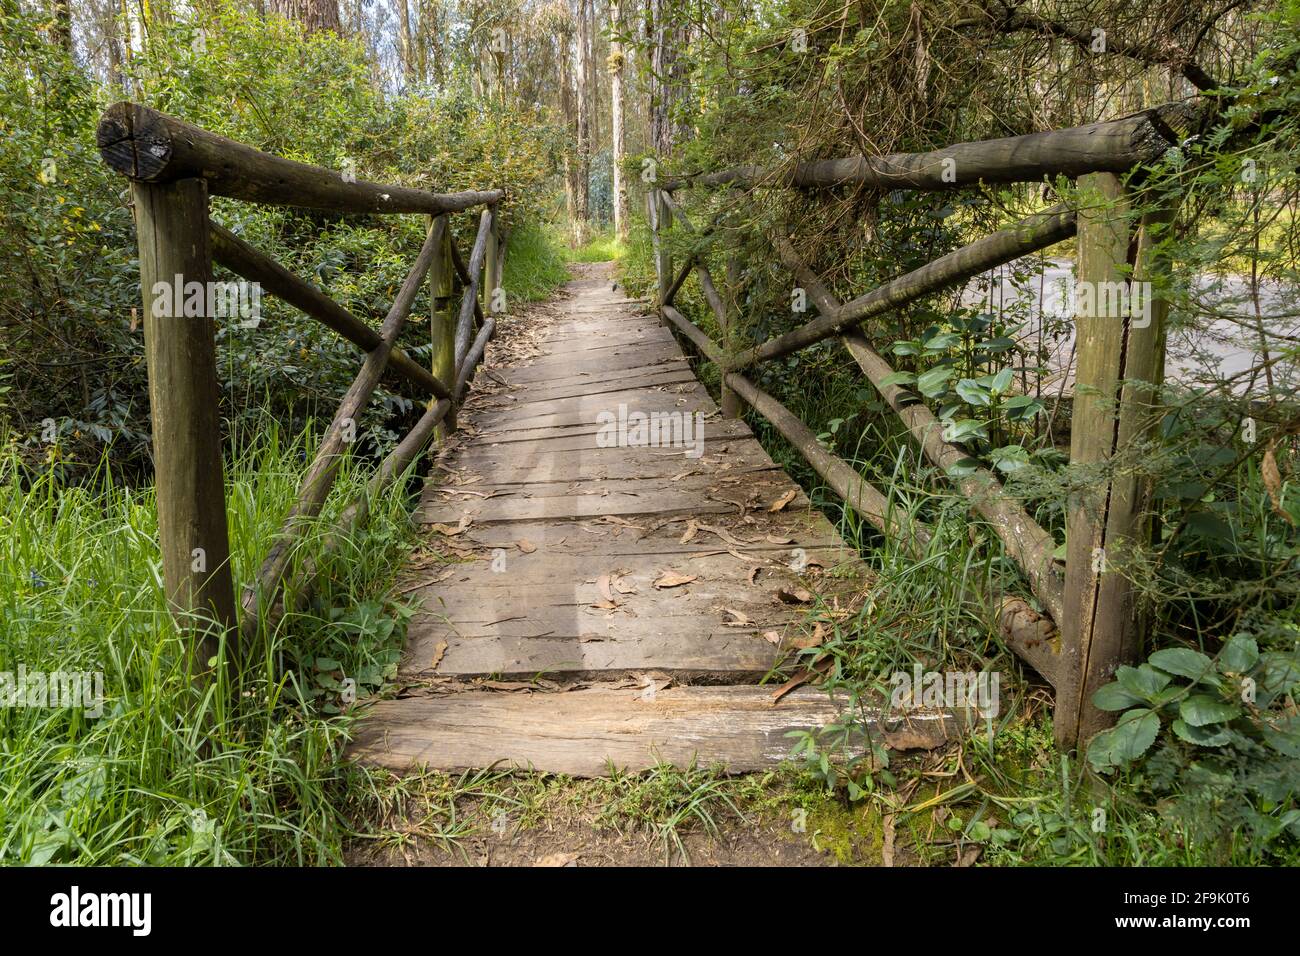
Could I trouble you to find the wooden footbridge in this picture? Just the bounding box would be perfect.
[99,96,1197,773]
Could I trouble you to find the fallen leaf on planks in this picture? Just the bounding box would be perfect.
[679,519,699,544]
[516,538,537,553]
[775,586,814,604]
[535,852,580,867]
[653,570,698,589]
[596,574,615,602]
[430,514,473,536]
[600,515,645,530]
[747,566,762,586]
[788,622,826,649]
[722,608,752,626]
[696,522,757,546]
[771,655,834,703]
[762,630,783,645]
[768,489,798,512]
[429,640,448,670]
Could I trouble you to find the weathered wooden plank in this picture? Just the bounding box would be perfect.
[498,367,698,407]
[466,385,715,435]
[494,348,686,385]
[348,686,967,776]
[416,469,804,525]
[423,468,791,503]
[432,513,853,561]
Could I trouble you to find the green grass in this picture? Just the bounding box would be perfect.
[568,230,625,263]
[501,221,571,303]
[0,424,418,864]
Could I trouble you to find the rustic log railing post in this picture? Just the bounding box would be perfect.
[650,186,673,321]
[484,204,501,316]
[429,214,456,437]
[719,252,742,418]
[132,178,237,676]
[1055,173,1171,750]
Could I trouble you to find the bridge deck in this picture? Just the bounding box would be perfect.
[348,264,890,776]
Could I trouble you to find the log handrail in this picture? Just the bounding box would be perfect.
[649,105,1183,746]
[661,103,1187,193]
[99,104,507,669]
[99,102,503,215]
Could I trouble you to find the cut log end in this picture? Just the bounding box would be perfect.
[97,102,172,182]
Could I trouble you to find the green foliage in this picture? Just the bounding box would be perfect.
[1083,628,1300,854]
[0,428,416,864]
[1,2,560,475]
[500,222,571,302]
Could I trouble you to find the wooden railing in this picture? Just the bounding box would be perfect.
[98,103,506,678]
[650,103,1191,750]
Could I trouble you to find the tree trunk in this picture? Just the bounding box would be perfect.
[269,0,341,33]
[397,0,415,83]
[574,0,592,243]
[648,0,671,157]
[560,20,580,240]
[610,0,628,240]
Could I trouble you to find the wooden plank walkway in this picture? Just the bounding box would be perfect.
[348,264,906,776]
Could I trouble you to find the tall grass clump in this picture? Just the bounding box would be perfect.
[501,222,572,303]
[0,423,417,865]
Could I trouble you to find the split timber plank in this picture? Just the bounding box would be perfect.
[349,686,968,776]
[415,469,805,525]
[498,368,698,406]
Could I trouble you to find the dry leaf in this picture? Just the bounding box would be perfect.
[679,519,699,544]
[771,655,833,702]
[654,570,698,589]
[789,622,825,649]
[747,566,762,585]
[1263,441,1295,525]
[775,586,814,604]
[430,640,448,670]
[535,852,580,867]
[766,534,794,545]
[768,489,797,512]
[722,608,752,626]
[516,538,537,553]
[430,514,473,537]
[762,630,782,645]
